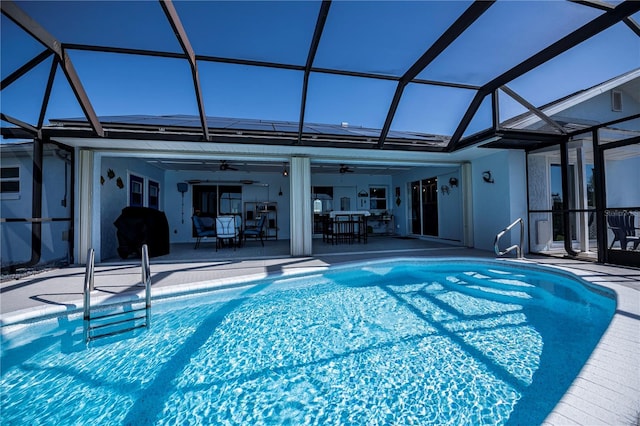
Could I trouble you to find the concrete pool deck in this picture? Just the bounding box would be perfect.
[1,248,639,425]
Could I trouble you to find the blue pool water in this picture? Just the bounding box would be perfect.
[1,259,615,425]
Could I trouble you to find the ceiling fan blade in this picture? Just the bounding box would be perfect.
[220,160,239,171]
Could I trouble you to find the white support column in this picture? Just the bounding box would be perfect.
[462,162,474,248]
[76,149,94,264]
[576,145,590,252]
[289,156,312,256]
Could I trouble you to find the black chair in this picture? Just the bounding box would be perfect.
[607,213,640,251]
[244,215,267,246]
[192,216,217,250]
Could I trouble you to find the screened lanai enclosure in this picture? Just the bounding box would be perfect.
[1,0,639,270]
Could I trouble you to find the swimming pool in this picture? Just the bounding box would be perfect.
[1,258,615,425]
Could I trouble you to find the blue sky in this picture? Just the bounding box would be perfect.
[2,1,639,140]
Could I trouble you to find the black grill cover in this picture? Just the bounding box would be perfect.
[114,206,170,259]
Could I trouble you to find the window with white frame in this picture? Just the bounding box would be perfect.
[369,186,387,211]
[148,180,160,209]
[129,174,144,207]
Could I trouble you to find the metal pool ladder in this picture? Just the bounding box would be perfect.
[83,245,151,343]
[494,218,524,259]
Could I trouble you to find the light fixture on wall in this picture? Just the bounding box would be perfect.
[282,162,288,177]
[449,177,458,187]
[440,185,450,195]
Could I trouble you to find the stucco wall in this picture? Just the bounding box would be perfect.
[1,145,72,268]
[558,80,640,131]
[390,165,461,240]
[100,156,165,261]
[471,150,527,252]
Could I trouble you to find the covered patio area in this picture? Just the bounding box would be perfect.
[103,235,471,265]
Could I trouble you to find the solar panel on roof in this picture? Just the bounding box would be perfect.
[346,128,381,137]
[305,125,356,136]
[226,122,275,131]
[272,124,300,133]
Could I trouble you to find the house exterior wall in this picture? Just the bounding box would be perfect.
[99,156,165,261]
[390,166,462,242]
[557,80,640,130]
[471,150,527,252]
[1,144,72,268]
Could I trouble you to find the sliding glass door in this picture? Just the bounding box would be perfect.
[409,178,438,237]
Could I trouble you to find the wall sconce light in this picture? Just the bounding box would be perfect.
[449,177,458,187]
[282,162,288,177]
[482,171,494,183]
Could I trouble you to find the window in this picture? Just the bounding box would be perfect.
[0,166,20,193]
[148,180,160,209]
[129,174,144,207]
[218,185,242,214]
[369,186,387,211]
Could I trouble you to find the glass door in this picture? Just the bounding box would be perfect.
[409,178,438,237]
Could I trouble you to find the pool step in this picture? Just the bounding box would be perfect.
[82,245,152,345]
[448,271,588,316]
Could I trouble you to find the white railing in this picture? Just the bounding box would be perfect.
[494,218,525,259]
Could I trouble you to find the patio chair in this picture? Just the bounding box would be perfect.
[244,215,267,246]
[607,213,640,251]
[216,216,239,250]
[192,216,216,250]
[333,214,353,245]
[234,214,243,247]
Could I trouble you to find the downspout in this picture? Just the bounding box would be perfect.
[29,137,43,266]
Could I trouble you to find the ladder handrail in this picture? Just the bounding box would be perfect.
[141,244,151,328]
[494,218,524,259]
[83,244,152,342]
[83,248,95,321]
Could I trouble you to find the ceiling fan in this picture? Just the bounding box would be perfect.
[339,164,354,174]
[219,160,239,171]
